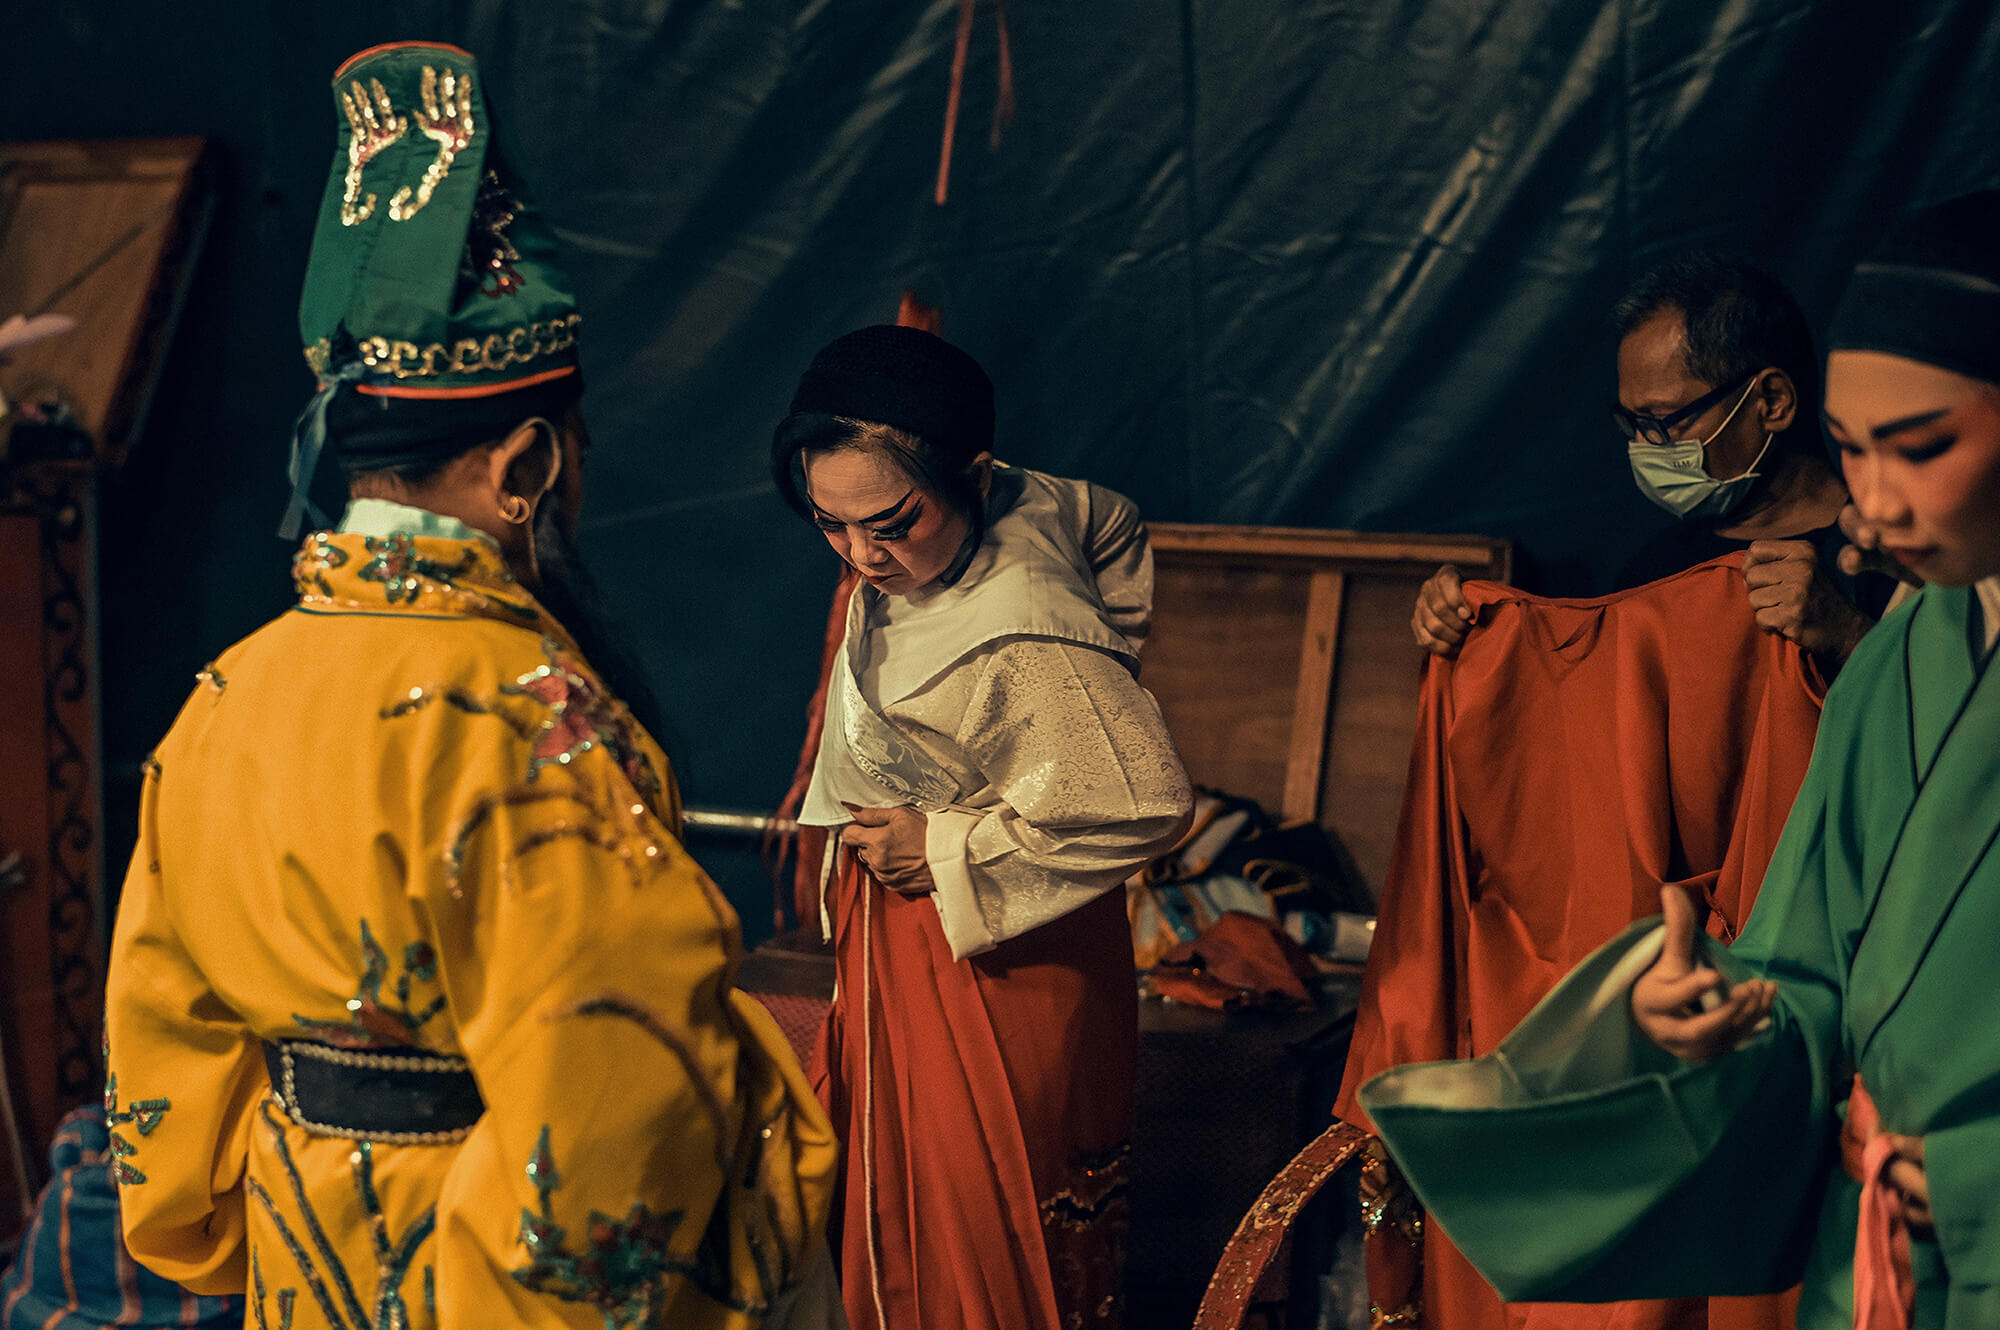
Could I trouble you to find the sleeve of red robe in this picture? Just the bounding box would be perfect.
[1325,643,1465,1326]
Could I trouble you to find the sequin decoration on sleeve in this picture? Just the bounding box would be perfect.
[102,1069,171,1185]
[382,641,665,812]
[292,919,446,1049]
[504,641,665,806]
[442,787,621,901]
[512,1125,693,1328]
[252,1248,298,1330]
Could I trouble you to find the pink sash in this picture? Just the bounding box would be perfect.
[1841,1078,1915,1330]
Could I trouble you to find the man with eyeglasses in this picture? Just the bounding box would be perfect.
[1412,253,1899,672]
[1332,255,1901,1330]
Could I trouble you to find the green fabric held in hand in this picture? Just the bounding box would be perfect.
[1360,915,1823,1302]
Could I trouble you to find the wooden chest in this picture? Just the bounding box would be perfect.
[1144,522,1510,900]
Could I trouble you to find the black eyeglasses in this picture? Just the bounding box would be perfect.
[1611,371,1756,446]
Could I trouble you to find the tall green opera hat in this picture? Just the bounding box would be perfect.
[281,41,582,538]
[298,40,580,399]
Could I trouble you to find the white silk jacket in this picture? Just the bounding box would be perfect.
[800,464,1193,959]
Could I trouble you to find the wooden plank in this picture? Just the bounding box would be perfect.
[1150,522,1510,579]
[1145,564,1309,817]
[0,513,54,1224]
[1320,576,1432,900]
[1136,522,1511,901]
[1280,571,1344,823]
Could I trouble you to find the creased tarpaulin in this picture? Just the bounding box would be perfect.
[8,0,1997,944]
[1330,554,1823,1330]
[429,0,2000,879]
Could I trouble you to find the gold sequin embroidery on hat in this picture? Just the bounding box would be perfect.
[303,314,581,382]
[339,77,408,226]
[390,65,475,222]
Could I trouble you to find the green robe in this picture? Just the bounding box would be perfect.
[1360,582,2000,1329]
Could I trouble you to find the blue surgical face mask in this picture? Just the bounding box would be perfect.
[1626,378,1771,521]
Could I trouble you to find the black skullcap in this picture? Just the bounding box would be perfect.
[783,325,995,458]
[1828,190,2000,386]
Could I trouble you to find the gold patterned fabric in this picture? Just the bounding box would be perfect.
[302,313,581,384]
[105,527,837,1329]
[1193,1120,1373,1330]
[1041,1144,1131,1330]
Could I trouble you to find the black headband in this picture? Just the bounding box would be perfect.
[327,377,583,475]
[1827,263,2000,386]
[1828,190,2000,386]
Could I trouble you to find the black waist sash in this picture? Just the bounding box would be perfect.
[263,1040,485,1143]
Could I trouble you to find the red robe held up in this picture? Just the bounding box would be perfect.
[1334,555,1824,1330]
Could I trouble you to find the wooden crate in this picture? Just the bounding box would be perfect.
[1144,523,1511,903]
[0,136,215,465]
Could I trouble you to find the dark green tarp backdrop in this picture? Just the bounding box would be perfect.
[5,0,1996,940]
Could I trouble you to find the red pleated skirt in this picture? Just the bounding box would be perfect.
[812,853,1136,1330]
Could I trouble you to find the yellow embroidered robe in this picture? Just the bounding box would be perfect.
[103,523,837,1329]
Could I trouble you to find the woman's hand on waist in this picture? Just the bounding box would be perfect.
[842,804,937,896]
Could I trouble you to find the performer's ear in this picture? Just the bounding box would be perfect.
[1755,368,1798,434]
[970,451,995,501]
[491,417,562,522]
[484,418,563,584]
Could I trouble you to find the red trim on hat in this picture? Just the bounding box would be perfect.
[353,365,578,401]
[334,41,475,79]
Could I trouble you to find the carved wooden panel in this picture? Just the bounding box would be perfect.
[0,136,212,465]
[0,138,210,1240]
[0,493,99,1231]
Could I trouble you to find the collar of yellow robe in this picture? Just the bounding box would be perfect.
[290,520,564,642]
[288,508,674,817]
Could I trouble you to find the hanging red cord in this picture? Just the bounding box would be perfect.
[989,0,1014,149]
[896,289,943,334]
[934,0,1016,206]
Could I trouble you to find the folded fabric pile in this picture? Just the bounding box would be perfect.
[1126,789,1374,974]
[1147,909,1325,1013]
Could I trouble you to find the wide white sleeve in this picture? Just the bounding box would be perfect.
[925,636,1192,958]
[1081,482,1153,652]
